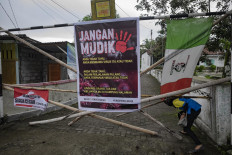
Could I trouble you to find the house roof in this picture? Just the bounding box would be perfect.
[203,49,223,55]
[0,34,41,44]
[0,34,71,53]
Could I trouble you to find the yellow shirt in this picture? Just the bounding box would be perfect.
[173,98,185,108]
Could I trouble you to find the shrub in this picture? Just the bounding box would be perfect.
[210,65,216,72]
[197,65,205,72]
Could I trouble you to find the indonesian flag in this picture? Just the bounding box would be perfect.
[161,18,213,94]
[14,88,49,110]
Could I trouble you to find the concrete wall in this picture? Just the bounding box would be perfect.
[19,46,68,84]
[141,52,151,72]
[151,69,231,145]
[19,46,44,83]
[3,79,77,119]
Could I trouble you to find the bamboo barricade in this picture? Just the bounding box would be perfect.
[140,11,232,76]
[48,100,158,136]
[1,11,231,137]
[3,85,158,135]
[28,76,230,125]
[116,77,230,117]
[141,77,230,103]
[140,110,183,140]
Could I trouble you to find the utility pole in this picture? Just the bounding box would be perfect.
[208,0,211,12]
[150,30,153,65]
[151,29,152,41]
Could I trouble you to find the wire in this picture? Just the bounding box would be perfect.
[41,0,70,22]
[115,2,151,30]
[115,3,131,17]
[8,0,19,28]
[38,0,74,34]
[32,0,58,24]
[0,2,16,28]
[50,0,81,20]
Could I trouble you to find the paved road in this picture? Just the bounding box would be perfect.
[0,74,220,155]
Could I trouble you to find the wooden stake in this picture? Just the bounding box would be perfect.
[140,110,183,140]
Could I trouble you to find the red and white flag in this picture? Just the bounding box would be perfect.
[14,88,49,110]
[161,18,213,94]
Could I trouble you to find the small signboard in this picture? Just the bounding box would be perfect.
[14,88,49,111]
[91,0,116,20]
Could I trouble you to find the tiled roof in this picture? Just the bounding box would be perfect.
[203,48,223,55]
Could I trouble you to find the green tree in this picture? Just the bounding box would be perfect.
[82,14,92,21]
[82,13,120,21]
[136,0,231,52]
[141,36,165,62]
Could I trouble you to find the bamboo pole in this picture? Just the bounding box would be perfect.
[117,77,230,117]
[116,100,164,117]
[140,11,232,76]
[3,83,77,93]
[47,100,158,135]
[141,77,230,103]
[140,110,183,140]
[68,116,83,126]
[0,27,77,73]
[141,94,211,99]
[29,111,93,125]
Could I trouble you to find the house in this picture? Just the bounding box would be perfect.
[141,48,225,73]
[0,34,70,84]
[198,49,224,72]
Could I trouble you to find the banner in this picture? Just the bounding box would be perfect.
[67,43,77,79]
[74,18,140,112]
[14,88,49,110]
[161,18,213,94]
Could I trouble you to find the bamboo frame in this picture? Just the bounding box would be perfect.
[3,85,158,135]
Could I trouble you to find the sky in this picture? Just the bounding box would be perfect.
[0,0,160,44]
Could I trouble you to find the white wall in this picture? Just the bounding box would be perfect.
[141,52,151,72]
[199,55,224,68]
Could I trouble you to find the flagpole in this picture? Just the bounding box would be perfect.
[0,11,231,33]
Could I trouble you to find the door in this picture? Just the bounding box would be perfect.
[48,63,61,81]
[0,43,17,84]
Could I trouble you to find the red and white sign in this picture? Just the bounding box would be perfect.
[14,88,49,111]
